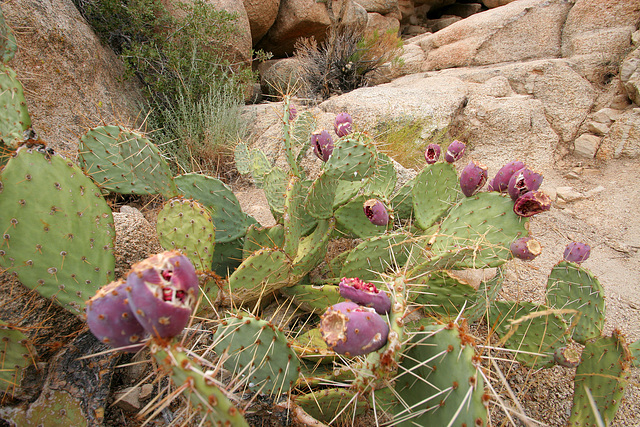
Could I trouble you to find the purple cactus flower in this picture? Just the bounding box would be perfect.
[86,279,147,352]
[460,161,488,197]
[320,301,389,357]
[363,199,389,226]
[444,140,466,163]
[513,190,551,217]
[563,242,591,264]
[489,161,526,193]
[424,144,441,164]
[508,167,543,201]
[338,277,391,315]
[126,251,199,339]
[311,130,334,162]
[510,237,542,261]
[334,112,353,137]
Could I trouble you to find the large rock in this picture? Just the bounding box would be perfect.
[355,0,398,14]
[162,0,252,65]
[598,108,640,159]
[2,0,144,155]
[257,0,367,58]
[416,0,573,71]
[621,45,640,106]
[482,0,517,8]
[243,0,281,44]
[561,0,640,84]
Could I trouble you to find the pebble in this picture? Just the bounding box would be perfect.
[556,186,584,202]
[115,386,141,412]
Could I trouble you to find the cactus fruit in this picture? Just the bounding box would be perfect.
[287,103,297,122]
[488,160,525,192]
[507,167,543,201]
[564,242,591,264]
[459,160,488,196]
[126,251,199,339]
[444,140,466,163]
[338,277,391,315]
[320,302,389,357]
[334,112,353,137]
[513,190,551,217]
[86,279,147,352]
[510,237,542,261]
[311,130,333,162]
[424,143,441,164]
[363,198,389,226]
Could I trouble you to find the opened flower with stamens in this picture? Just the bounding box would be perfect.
[126,251,199,339]
[320,301,389,357]
[339,277,391,315]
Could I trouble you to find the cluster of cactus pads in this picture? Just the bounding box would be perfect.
[0,9,636,424]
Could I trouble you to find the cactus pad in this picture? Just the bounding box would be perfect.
[568,333,631,426]
[0,8,17,64]
[175,173,256,243]
[228,248,291,302]
[243,223,285,259]
[412,162,459,230]
[212,312,300,395]
[0,65,31,149]
[291,219,334,277]
[546,261,605,344]
[0,147,116,314]
[294,388,368,423]
[431,192,528,269]
[156,198,215,271]
[306,172,339,220]
[340,233,413,282]
[412,271,477,319]
[280,284,342,313]
[335,195,390,239]
[263,167,288,218]
[324,132,377,182]
[0,322,36,395]
[363,152,397,199]
[78,125,177,197]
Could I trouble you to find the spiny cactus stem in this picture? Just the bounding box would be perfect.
[282,95,301,178]
[352,276,408,392]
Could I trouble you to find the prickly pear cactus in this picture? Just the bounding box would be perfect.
[0,7,17,64]
[0,146,116,314]
[0,65,31,149]
[568,333,631,426]
[156,197,215,271]
[0,322,36,395]
[78,125,177,197]
[212,312,300,395]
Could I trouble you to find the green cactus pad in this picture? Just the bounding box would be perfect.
[234,142,252,174]
[228,248,291,302]
[488,301,569,368]
[291,219,334,277]
[156,197,215,271]
[363,152,397,199]
[0,322,36,395]
[212,312,300,395]
[306,172,339,220]
[465,268,506,324]
[412,162,459,230]
[390,176,416,220]
[333,180,362,209]
[291,327,335,362]
[334,195,389,239]
[0,147,116,314]
[430,192,528,269]
[175,173,256,243]
[294,387,369,423]
[0,65,31,149]
[569,333,631,427]
[210,237,244,277]
[393,323,487,426]
[292,111,316,164]
[250,149,272,187]
[0,8,17,64]
[630,339,640,367]
[263,167,288,217]
[340,233,414,282]
[243,223,284,259]
[152,344,249,426]
[324,132,377,182]
[280,284,342,313]
[78,125,177,197]
[283,175,305,258]
[412,271,477,319]
[546,261,605,344]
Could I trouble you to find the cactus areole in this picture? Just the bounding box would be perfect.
[320,302,389,357]
[363,198,389,226]
[126,251,199,339]
[339,277,391,314]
